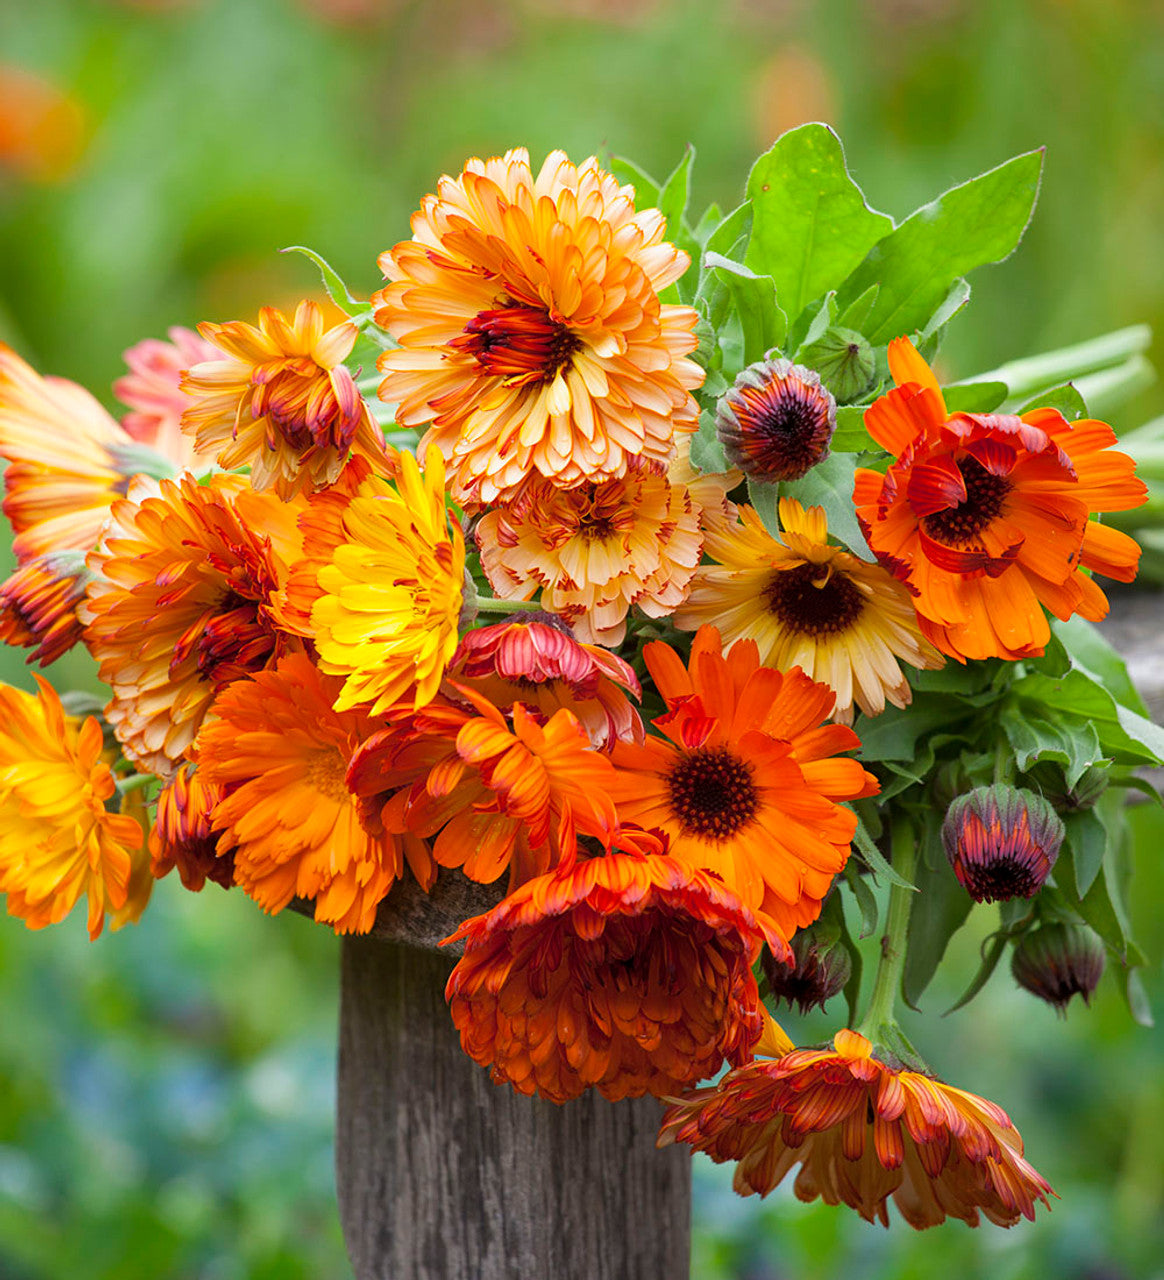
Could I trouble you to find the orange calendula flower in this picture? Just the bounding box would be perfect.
[305,447,466,715]
[854,337,1146,661]
[149,763,235,892]
[0,678,147,940]
[0,551,91,666]
[608,627,878,942]
[115,326,221,471]
[659,1028,1054,1230]
[0,344,169,565]
[181,299,391,498]
[81,474,302,777]
[195,651,435,934]
[447,615,643,749]
[444,843,779,1103]
[673,499,942,722]
[374,148,703,504]
[349,691,619,889]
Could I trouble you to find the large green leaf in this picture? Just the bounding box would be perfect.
[781,452,869,554]
[706,253,787,367]
[1061,808,1108,900]
[744,124,893,327]
[837,150,1044,344]
[903,846,973,1009]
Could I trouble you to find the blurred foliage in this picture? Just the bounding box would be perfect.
[0,0,1162,1276]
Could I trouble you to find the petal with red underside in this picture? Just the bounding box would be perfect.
[1080,519,1142,581]
[865,385,945,456]
[963,436,1018,476]
[853,467,887,510]
[905,455,966,516]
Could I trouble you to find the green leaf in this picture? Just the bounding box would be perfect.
[1074,356,1157,419]
[746,477,781,534]
[843,861,878,938]
[836,283,880,332]
[704,200,752,258]
[838,149,1044,344]
[1076,862,1132,960]
[855,695,970,762]
[689,409,729,475]
[831,406,874,452]
[657,145,693,230]
[1124,968,1154,1028]
[916,278,971,361]
[903,851,973,1009]
[1000,706,1105,787]
[971,324,1151,401]
[609,156,660,206]
[744,123,893,326]
[794,292,839,354]
[1014,382,1088,421]
[781,452,869,554]
[281,245,364,313]
[944,930,1008,1014]
[706,253,787,366]
[943,381,1009,413]
[1011,668,1164,766]
[852,816,917,890]
[1061,808,1108,899]
[1050,616,1149,716]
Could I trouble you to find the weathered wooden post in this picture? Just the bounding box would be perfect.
[329,875,693,1280]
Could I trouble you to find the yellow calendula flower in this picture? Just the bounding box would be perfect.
[673,499,942,722]
[0,678,149,939]
[308,447,466,715]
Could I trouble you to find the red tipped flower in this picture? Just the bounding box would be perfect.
[149,763,235,892]
[0,552,90,666]
[942,784,1063,903]
[659,1029,1054,1229]
[1011,922,1106,1014]
[445,843,779,1103]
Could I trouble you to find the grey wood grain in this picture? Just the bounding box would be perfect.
[337,934,692,1280]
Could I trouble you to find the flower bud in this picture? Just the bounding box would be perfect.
[761,927,851,1015]
[1011,923,1106,1014]
[1024,762,1109,813]
[942,784,1064,903]
[715,357,836,483]
[797,327,876,403]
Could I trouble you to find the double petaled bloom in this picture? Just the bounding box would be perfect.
[374,148,703,504]
[445,844,777,1103]
[0,551,91,666]
[608,626,878,942]
[854,337,1146,661]
[195,651,435,933]
[0,678,148,939]
[673,499,942,722]
[659,1029,1054,1229]
[182,299,391,498]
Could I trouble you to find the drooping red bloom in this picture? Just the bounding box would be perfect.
[149,763,235,892]
[445,843,778,1103]
[942,784,1063,903]
[1011,922,1106,1014]
[659,1029,1054,1229]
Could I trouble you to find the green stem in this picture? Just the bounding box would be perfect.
[993,737,1015,787]
[116,772,157,795]
[472,597,543,615]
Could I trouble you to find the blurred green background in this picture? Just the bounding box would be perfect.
[0,0,1162,1276]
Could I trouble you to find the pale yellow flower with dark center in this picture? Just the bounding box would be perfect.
[673,499,942,722]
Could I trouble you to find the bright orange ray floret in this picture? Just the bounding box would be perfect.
[854,337,1146,661]
[608,626,878,942]
[659,1029,1054,1229]
[444,844,778,1103]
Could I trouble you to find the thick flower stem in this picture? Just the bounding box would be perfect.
[472,596,543,615]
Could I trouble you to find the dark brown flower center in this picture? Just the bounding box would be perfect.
[454,302,580,385]
[667,746,758,840]
[923,456,1012,544]
[764,562,864,637]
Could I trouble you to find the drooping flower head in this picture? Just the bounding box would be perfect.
[854,338,1146,661]
[195,651,435,934]
[374,148,703,504]
[1011,922,1106,1014]
[348,690,619,889]
[608,626,878,943]
[114,326,221,471]
[761,922,852,1016]
[716,357,836,482]
[942,784,1063,903]
[149,763,235,892]
[673,499,942,722]
[447,615,643,749]
[81,475,303,777]
[659,1029,1054,1229]
[0,551,91,666]
[181,300,392,498]
[0,678,148,940]
[303,447,466,715]
[444,842,779,1103]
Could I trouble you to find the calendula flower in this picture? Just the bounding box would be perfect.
[114,326,220,470]
[0,678,147,940]
[195,651,435,933]
[0,343,167,564]
[444,844,776,1103]
[374,148,703,504]
[673,499,942,722]
[0,551,91,666]
[448,615,643,749]
[716,358,836,482]
[476,467,704,647]
[1011,923,1105,1014]
[942,784,1063,903]
[181,299,391,498]
[854,337,1146,661]
[348,691,619,889]
[761,924,852,1016]
[149,763,235,892]
[659,1028,1054,1229]
[81,475,302,777]
[305,447,465,715]
[608,627,878,943]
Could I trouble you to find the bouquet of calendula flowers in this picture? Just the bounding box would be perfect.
[1,125,1161,1231]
